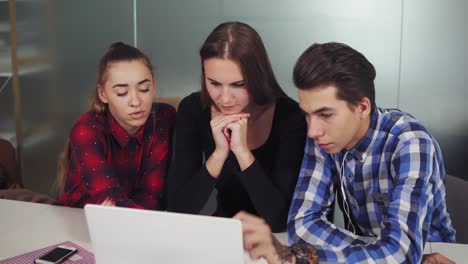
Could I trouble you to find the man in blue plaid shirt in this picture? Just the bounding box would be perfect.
[236,42,456,264]
[286,42,456,263]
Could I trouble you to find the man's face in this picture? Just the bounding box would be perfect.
[298,85,370,154]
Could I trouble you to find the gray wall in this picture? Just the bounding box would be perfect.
[138,0,468,180]
[137,0,401,108]
[5,0,135,194]
[399,0,468,180]
[2,0,467,196]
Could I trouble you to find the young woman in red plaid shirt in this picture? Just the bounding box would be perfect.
[55,42,175,210]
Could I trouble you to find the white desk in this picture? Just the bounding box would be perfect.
[425,242,468,262]
[1,199,467,262]
[0,199,92,260]
[0,199,269,263]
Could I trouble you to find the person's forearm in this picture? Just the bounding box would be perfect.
[167,166,217,213]
[234,150,255,171]
[272,236,318,264]
[239,161,290,232]
[205,150,229,178]
[289,243,319,264]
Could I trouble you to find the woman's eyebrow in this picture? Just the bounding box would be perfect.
[112,83,129,88]
[138,79,150,85]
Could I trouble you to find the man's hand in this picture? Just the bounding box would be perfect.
[234,211,294,264]
[422,252,456,264]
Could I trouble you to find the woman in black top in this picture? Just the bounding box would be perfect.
[167,21,306,232]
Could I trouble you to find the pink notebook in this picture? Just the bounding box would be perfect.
[0,241,94,264]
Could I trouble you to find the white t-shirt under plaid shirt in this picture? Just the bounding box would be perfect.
[287,108,456,264]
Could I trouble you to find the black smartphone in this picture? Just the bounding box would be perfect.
[34,245,77,264]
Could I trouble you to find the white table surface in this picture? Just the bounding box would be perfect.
[0,199,92,260]
[1,199,466,262]
[0,199,270,263]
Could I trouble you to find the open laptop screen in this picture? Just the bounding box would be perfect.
[84,204,245,264]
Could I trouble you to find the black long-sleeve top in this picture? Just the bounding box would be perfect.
[167,92,306,232]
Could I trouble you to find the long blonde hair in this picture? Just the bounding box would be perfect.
[55,42,154,196]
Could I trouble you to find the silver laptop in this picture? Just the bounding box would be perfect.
[84,204,252,264]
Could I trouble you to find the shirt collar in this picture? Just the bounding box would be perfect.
[346,109,381,162]
[108,111,145,147]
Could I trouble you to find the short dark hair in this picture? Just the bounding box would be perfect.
[293,42,376,113]
[199,21,285,107]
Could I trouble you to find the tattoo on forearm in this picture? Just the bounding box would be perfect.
[272,235,294,263]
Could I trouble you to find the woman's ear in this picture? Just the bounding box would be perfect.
[97,85,108,103]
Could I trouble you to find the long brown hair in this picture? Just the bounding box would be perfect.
[199,21,285,108]
[55,42,154,195]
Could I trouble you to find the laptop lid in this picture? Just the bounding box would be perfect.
[84,204,245,264]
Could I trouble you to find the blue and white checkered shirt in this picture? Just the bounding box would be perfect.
[287,108,456,263]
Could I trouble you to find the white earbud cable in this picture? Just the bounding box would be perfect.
[339,151,356,233]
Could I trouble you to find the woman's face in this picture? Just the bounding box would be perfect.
[204,58,250,114]
[98,59,155,136]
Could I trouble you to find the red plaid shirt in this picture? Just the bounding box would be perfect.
[55,103,175,210]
